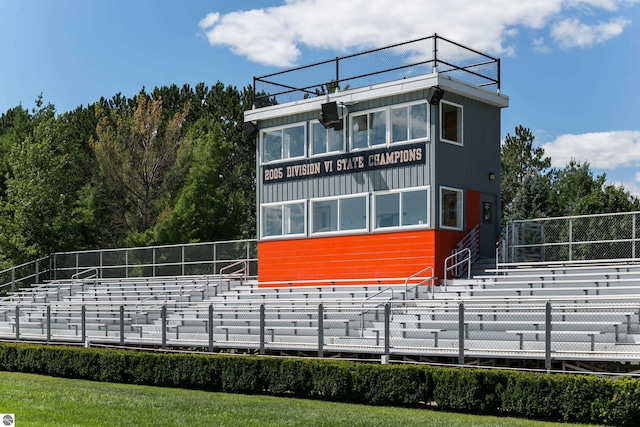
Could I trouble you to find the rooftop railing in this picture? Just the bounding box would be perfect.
[253,34,500,107]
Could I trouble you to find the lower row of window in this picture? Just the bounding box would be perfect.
[261,187,463,239]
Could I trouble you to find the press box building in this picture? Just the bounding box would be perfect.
[244,35,509,285]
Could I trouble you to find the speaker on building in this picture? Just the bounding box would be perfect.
[242,121,259,138]
[319,102,342,129]
[426,86,444,105]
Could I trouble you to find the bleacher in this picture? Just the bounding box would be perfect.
[1,261,640,366]
[1,212,640,372]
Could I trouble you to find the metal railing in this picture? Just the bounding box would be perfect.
[404,266,435,297]
[0,256,50,294]
[253,34,500,107]
[1,239,258,294]
[444,248,471,287]
[499,212,640,267]
[4,300,640,371]
[360,287,395,336]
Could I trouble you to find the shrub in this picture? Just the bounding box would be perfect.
[1,342,640,425]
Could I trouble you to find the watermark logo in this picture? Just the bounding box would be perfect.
[1,414,14,426]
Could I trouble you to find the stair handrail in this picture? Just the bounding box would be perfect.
[219,260,248,278]
[456,224,480,257]
[444,248,471,288]
[360,287,394,337]
[495,236,506,269]
[404,266,434,294]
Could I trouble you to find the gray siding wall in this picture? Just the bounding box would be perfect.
[433,93,501,194]
[432,92,501,229]
[259,90,432,205]
[256,88,501,235]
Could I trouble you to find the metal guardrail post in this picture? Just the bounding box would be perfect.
[260,304,265,355]
[152,248,156,277]
[15,305,20,340]
[384,304,390,357]
[545,302,552,371]
[458,302,465,365]
[81,306,86,344]
[213,243,217,275]
[35,261,39,286]
[318,304,324,358]
[633,213,637,259]
[568,218,573,261]
[208,304,214,352]
[11,268,15,292]
[46,305,51,342]
[120,305,125,346]
[433,33,438,71]
[181,246,185,276]
[161,305,167,349]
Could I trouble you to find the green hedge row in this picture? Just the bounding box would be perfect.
[1,343,639,425]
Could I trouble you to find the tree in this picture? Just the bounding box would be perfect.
[0,106,34,199]
[501,125,551,222]
[0,111,95,262]
[549,159,600,216]
[508,172,551,221]
[550,159,640,216]
[91,94,191,241]
[149,84,256,244]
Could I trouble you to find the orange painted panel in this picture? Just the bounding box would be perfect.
[258,230,436,285]
[466,190,480,228]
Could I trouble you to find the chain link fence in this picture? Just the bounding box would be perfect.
[253,34,500,107]
[3,300,639,369]
[500,212,640,265]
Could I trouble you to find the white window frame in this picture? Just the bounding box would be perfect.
[260,122,307,164]
[310,193,369,236]
[350,108,388,151]
[260,200,307,239]
[389,100,430,145]
[373,186,430,231]
[310,119,345,157]
[439,100,463,146]
[439,186,464,230]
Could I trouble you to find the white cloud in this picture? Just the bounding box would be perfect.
[540,131,640,169]
[532,37,552,53]
[198,0,635,66]
[198,13,219,30]
[551,16,630,48]
[636,172,640,182]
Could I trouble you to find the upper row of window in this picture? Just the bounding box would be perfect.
[261,100,463,164]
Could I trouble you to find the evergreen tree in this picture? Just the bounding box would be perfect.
[501,125,551,222]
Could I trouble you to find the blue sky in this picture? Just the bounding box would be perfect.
[2,0,640,196]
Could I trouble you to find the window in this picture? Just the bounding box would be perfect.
[374,187,429,229]
[440,101,463,145]
[403,189,429,226]
[391,101,428,143]
[440,187,463,230]
[351,110,386,149]
[311,195,368,234]
[311,121,344,156]
[261,201,306,238]
[261,124,306,163]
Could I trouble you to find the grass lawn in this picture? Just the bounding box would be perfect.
[0,371,593,427]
